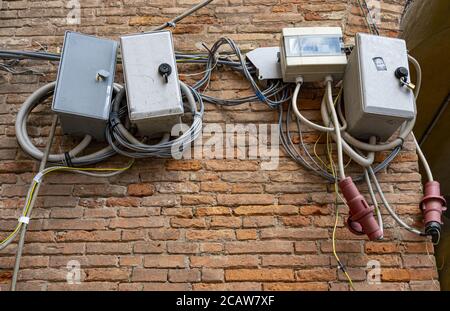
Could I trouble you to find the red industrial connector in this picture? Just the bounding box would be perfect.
[339,177,383,241]
[420,181,446,243]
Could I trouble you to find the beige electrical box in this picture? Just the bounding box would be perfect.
[280,27,347,82]
[120,31,183,136]
[343,33,416,141]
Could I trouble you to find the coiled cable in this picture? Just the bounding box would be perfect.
[106,81,204,159]
[14,82,119,166]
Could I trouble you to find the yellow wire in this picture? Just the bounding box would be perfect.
[0,161,133,246]
[312,87,352,173]
[313,133,329,170]
[326,112,355,291]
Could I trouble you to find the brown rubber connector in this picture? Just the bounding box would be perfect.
[339,177,383,241]
[420,181,446,226]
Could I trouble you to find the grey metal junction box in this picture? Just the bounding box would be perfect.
[120,31,183,136]
[52,31,118,141]
[343,33,416,141]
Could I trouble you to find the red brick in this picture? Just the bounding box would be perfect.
[144,255,186,268]
[127,183,155,196]
[296,268,337,281]
[165,160,202,171]
[131,269,167,282]
[201,269,224,282]
[85,268,130,281]
[0,0,434,292]
[264,282,329,291]
[225,269,294,281]
[190,255,259,268]
[168,269,201,282]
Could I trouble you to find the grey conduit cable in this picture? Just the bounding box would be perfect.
[407,54,433,182]
[284,80,400,181]
[319,83,376,168]
[151,0,215,31]
[324,76,345,180]
[413,133,433,182]
[15,82,120,166]
[364,168,384,237]
[291,81,345,133]
[368,166,424,236]
[106,81,204,159]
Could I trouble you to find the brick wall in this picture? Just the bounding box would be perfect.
[0,0,439,291]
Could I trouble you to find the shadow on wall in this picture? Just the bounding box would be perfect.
[401,0,450,291]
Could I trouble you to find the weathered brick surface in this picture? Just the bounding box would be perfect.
[0,0,438,291]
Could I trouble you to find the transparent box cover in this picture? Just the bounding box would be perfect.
[284,35,343,57]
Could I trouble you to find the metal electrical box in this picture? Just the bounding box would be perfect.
[343,33,416,141]
[52,31,118,141]
[280,27,347,82]
[120,31,183,136]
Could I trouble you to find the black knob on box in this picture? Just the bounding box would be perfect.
[158,63,172,83]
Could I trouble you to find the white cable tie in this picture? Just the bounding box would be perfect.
[18,216,30,224]
[33,171,44,183]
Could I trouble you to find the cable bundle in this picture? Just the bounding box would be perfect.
[106,81,204,159]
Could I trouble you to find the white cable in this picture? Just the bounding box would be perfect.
[407,54,433,182]
[320,89,376,167]
[412,133,433,182]
[291,81,345,133]
[324,77,346,180]
[408,54,421,100]
[15,82,119,165]
[364,168,384,237]
[368,166,423,236]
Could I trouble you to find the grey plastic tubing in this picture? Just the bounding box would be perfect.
[15,81,120,165]
[113,81,198,147]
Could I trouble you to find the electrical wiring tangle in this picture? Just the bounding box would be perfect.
[0,161,134,251]
[279,82,401,183]
[179,37,290,108]
[15,82,120,166]
[106,81,204,159]
[326,127,355,290]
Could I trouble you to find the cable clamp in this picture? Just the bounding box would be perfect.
[167,22,176,28]
[109,117,121,131]
[18,216,30,224]
[33,171,44,183]
[64,152,74,167]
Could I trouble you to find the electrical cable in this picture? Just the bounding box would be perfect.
[368,166,424,236]
[106,81,203,159]
[324,76,346,180]
[327,129,355,290]
[10,114,58,291]
[14,82,120,166]
[364,168,384,237]
[280,82,401,182]
[150,0,215,31]
[0,161,134,252]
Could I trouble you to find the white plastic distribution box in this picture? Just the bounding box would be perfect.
[52,31,118,141]
[120,31,183,136]
[343,33,416,141]
[280,27,347,82]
